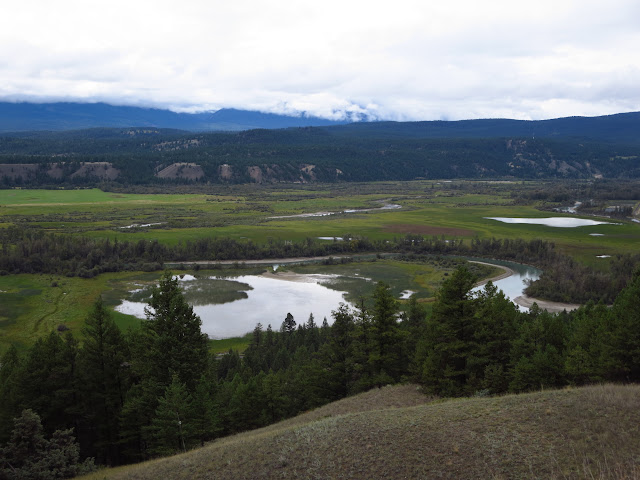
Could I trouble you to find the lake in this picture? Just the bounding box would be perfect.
[116,273,355,339]
[485,217,617,227]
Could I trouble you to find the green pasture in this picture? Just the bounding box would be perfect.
[1,184,639,263]
[2,184,638,263]
[0,256,501,356]
[0,272,141,355]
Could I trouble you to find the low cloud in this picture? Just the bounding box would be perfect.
[1,0,638,120]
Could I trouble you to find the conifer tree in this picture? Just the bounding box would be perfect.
[417,266,477,396]
[144,271,209,391]
[77,297,129,465]
[0,409,95,479]
[148,376,194,457]
[0,346,21,444]
[370,282,405,383]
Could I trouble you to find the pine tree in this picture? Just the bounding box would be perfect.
[17,332,79,434]
[0,346,22,444]
[147,376,194,457]
[0,409,95,479]
[76,297,129,465]
[369,282,405,383]
[144,272,209,391]
[606,270,640,381]
[417,266,477,396]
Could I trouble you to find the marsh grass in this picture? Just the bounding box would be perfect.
[2,184,637,260]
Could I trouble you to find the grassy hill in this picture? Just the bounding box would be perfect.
[78,383,640,479]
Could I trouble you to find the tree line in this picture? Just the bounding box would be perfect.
[2,267,640,478]
[2,126,640,187]
[2,225,639,304]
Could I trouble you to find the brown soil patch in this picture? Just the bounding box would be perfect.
[247,165,263,183]
[0,164,38,180]
[385,224,474,236]
[218,164,233,180]
[71,162,120,180]
[156,162,204,180]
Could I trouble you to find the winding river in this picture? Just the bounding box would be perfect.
[115,255,564,339]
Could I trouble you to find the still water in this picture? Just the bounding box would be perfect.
[115,257,541,338]
[116,274,353,339]
[485,217,617,227]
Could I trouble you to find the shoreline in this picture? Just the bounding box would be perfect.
[169,256,583,313]
[469,260,515,286]
[513,294,581,313]
[470,260,581,312]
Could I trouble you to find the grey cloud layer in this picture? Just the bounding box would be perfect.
[1,0,638,120]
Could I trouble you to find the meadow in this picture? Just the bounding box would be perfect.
[1,180,638,354]
[75,383,640,480]
[2,181,637,261]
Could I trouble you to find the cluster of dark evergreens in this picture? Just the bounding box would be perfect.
[2,226,639,304]
[5,227,640,303]
[2,126,640,186]
[2,267,639,476]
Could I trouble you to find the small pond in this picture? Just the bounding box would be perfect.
[116,274,355,339]
[485,217,617,228]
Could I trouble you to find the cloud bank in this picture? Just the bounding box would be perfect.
[1,0,639,120]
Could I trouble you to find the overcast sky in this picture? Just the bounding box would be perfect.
[1,0,639,121]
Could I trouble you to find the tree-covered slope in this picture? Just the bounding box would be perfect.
[0,112,639,185]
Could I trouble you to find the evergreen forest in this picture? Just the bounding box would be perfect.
[2,266,640,476]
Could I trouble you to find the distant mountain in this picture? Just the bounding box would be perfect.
[1,102,638,144]
[0,102,349,132]
[326,111,640,144]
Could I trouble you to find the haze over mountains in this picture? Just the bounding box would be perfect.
[0,102,349,133]
[1,102,639,145]
[1,102,639,186]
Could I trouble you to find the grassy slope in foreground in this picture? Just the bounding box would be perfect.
[79,384,640,480]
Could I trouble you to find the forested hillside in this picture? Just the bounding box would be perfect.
[2,266,640,474]
[1,120,639,186]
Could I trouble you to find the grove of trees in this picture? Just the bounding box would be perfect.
[2,266,640,478]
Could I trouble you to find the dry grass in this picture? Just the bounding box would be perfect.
[77,384,640,480]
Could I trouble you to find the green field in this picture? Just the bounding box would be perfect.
[0,257,499,356]
[1,181,639,353]
[2,183,638,262]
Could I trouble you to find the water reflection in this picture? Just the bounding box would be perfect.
[486,217,617,227]
[470,258,541,311]
[116,274,352,339]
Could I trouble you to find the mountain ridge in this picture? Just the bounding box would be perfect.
[0,102,349,133]
[1,102,639,145]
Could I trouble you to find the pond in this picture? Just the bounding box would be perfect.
[115,256,542,338]
[115,273,355,339]
[485,217,617,228]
